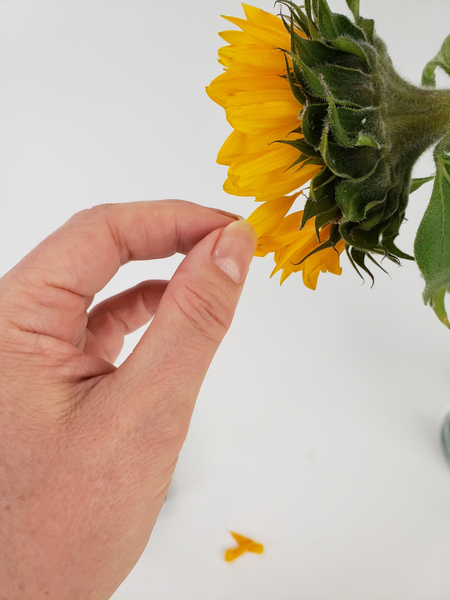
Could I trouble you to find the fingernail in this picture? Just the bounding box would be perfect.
[212,208,245,221]
[212,220,257,284]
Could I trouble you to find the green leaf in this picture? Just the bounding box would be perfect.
[409,175,435,194]
[430,286,450,328]
[422,35,450,87]
[414,133,450,304]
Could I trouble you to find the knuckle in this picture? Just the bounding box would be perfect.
[175,282,233,344]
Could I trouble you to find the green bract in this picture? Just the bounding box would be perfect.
[279,0,450,321]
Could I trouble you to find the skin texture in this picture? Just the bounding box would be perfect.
[0,200,256,600]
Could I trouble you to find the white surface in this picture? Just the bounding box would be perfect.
[1,0,450,598]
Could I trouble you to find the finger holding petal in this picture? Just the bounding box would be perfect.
[1,200,236,350]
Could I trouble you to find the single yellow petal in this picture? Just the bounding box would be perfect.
[247,542,264,554]
[230,531,252,544]
[223,163,320,202]
[217,128,298,166]
[242,4,287,32]
[225,531,264,561]
[219,45,286,73]
[225,87,300,108]
[247,194,299,237]
[228,144,300,186]
[226,102,300,136]
[219,29,253,46]
[222,15,290,48]
[225,546,247,562]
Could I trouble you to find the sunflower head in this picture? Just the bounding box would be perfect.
[208,0,450,293]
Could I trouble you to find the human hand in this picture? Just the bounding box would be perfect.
[0,200,256,599]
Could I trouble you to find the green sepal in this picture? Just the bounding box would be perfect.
[343,222,383,253]
[291,33,370,73]
[314,205,342,231]
[290,60,318,106]
[415,133,450,304]
[380,211,413,260]
[328,105,382,148]
[277,137,321,158]
[297,59,376,107]
[282,53,308,106]
[358,18,375,42]
[335,159,390,221]
[302,103,328,148]
[289,36,334,69]
[315,0,366,43]
[430,286,450,328]
[320,128,381,180]
[310,174,336,202]
[321,76,382,148]
[294,223,341,265]
[303,0,321,40]
[304,0,313,21]
[301,190,337,228]
[347,247,375,285]
[352,208,383,231]
[345,0,359,21]
[330,37,369,65]
[310,165,335,194]
[291,36,349,70]
[422,35,450,88]
[277,1,310,37]
[409,175,435,194]
[293,155,326,169]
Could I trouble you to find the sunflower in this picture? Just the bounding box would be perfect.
[207,0,450,307]
[206,3,345,289]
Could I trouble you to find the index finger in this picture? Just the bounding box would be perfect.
[10,200,239,298]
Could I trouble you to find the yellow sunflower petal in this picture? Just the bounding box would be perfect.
[226,101,300,136]
[224,162,321,202]
[222,15,290,48]
[219,29,253,46]
[247,194,299,238]
[217,128,299,166]
[242,4,287,33]
[219,44,286,73]
[228,144,300,184]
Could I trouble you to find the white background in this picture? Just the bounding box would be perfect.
[1,0,450,598]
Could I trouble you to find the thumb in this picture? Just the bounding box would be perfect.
[116,219,257,409]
